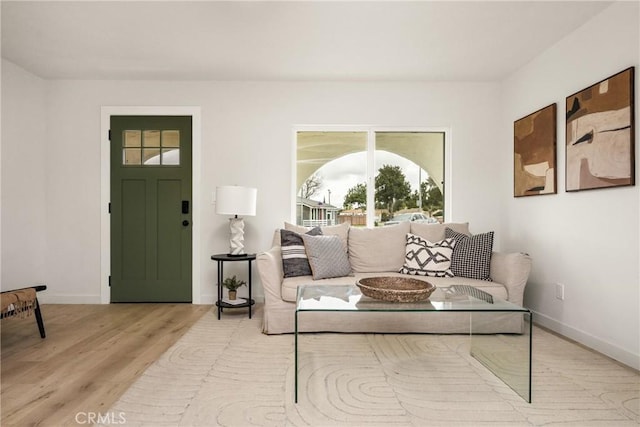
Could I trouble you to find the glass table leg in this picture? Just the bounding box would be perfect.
[470,311,532,403]
[295,310,299,403]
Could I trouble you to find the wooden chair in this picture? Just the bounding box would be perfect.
[1,285,47,338]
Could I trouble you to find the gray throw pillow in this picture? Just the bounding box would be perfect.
[281,227,322,278]
[445,228,494,281]
[300,234,352,280]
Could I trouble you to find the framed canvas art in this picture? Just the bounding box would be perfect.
[514,103,557,197]
[565,67,635,191]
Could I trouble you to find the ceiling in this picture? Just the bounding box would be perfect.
[1,1,612,82]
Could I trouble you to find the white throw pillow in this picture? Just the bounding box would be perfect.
[399,233,456,277]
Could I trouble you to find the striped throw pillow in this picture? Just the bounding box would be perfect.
[280,227,322,278]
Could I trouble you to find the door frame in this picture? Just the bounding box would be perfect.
[100,106,202,304]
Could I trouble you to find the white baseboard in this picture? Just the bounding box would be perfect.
[199,295,216,305]
[533,310,639,371]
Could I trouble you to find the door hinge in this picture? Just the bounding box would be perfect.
[108,202,111,213]
[108,129,111,141]
[108,276,111,287]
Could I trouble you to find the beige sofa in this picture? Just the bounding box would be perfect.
[257,221,532,335]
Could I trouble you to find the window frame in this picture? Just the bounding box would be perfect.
[292,125,452,227]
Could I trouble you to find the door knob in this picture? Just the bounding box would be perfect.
[182,220,190,227]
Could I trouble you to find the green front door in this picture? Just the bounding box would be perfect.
[110,116,192,302]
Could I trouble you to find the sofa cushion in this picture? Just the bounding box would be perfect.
[280,227,322,278]
[285,221,349,252]
[348,222,410,273]
[301,234,352,280]
[445,228,494,281]
[399,234,456,277]
[280,271,508,304]
[410,222,470,242]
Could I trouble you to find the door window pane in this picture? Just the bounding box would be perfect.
[162,130,180,148]
[123,148,142,165]
[162,149,180,165]
[124,130,141,147]
[143,148,160,164]
[143,130,161,147]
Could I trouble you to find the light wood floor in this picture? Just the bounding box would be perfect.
[1,303,211,427]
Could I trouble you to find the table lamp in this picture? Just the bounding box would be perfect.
[215,186,257,256]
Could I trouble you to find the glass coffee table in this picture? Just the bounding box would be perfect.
[295,283,532,403]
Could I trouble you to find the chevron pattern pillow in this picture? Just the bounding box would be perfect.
[280,227,322,278]
[399,233,456,277]
[445,228,494,281]
[300,234,352,280]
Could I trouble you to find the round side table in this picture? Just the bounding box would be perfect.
[211,253,256,319]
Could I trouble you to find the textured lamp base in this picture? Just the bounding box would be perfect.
[228,217,246,256]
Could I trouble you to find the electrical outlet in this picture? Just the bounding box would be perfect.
[555,283,565,300]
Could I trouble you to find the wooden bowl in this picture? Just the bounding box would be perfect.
[356,276,436,302]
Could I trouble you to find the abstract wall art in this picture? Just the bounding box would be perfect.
[565,67,635,192]
[514,103,557,197]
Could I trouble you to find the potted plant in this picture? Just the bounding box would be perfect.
[222,275,246,300]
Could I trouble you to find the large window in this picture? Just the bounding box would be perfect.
[295,129,445,227]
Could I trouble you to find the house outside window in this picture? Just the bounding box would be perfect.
[296,196,340,227]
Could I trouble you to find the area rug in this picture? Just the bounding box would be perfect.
[104,306,639,426]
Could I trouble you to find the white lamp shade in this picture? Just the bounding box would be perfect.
[215,186,257,216]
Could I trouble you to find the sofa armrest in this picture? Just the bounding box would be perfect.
[257,246,284,301]
[490,252,532,306]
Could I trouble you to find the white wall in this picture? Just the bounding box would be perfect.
[501,1,639,369]
[1,60,47,290]
[2,75,505,304]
